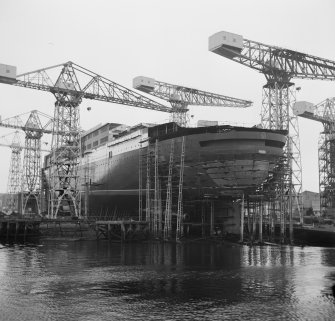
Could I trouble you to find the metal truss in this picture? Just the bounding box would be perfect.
[133,76,252,126]
[21,111,44,216]
[0,110,53,216]
[15,62,171,112]
[297,98,335,215]
[261,82,302,225]
[210,32,335,80]
[5,131,22,213]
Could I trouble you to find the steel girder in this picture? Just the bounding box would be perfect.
[296,98,335,216]
[319,130,335,214]
[261,80,302,236]
[21,111,43,215]
[133,76,252,127]
[6,132,22,213]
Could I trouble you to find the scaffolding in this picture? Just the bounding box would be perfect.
[139,135,186,240]
[163,139,175,240]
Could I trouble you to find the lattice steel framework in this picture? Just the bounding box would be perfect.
[319,129,335,213]
[0,110,53,216]
[297,98,335,214]
[261,81,301,228]
[133,76,252,127]
[6,131,22,213]
[209,31,335,232]
[0,61,170,218]
[21,111,44,215]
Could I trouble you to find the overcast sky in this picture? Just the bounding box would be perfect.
[0,0,334,193]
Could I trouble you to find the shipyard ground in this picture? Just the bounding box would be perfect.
[1,215,334,247]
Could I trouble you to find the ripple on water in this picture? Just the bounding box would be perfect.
[0,241,335,320]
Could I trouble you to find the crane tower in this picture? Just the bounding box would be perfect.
[294,99,335,217]
[0,131,22,213]
[0,110,53,215]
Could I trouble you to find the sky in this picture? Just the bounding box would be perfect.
[0,0,334,193]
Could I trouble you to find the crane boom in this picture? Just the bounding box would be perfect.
[294,99,335,126]
[133,76,252,127]
[133,76,252,107]
[0,110,54,134]
[0,142,49,152]
[4,61,170,112]
[209,31,335,81]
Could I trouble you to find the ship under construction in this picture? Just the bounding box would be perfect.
[41,120,287,239]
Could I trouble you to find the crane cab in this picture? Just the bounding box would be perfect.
[133,76,155,93]
[0,63,17,84]
[208,31,243,59]
[293,101,314,116]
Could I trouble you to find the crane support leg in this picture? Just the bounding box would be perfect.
[262,81,302,242]
[49,97,81,219]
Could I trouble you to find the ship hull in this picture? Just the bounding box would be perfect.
[78,123,286,218]
[293,226,335,246]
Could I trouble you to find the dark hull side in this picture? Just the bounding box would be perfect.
[81,124,286,217]
[293,227,335,246]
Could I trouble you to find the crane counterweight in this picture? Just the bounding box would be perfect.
[0,63,17,84]
[208,31,243,59]
[133,76,155,93]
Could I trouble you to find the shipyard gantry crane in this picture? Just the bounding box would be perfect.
[209,31,335,241]
[133,76,252,126]
[0,110,53,215]
[0,131,22,213]
[0,62,170,218]
[294,98,335,216]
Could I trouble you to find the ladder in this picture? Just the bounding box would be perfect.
[164,139,175,239]
[176,136,186,241]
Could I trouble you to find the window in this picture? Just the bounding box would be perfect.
[100,136,108,144]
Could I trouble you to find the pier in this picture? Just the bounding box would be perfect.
[95,220,149,241]
[0,218,41,241]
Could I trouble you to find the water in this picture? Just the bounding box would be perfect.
[0,240,335,321]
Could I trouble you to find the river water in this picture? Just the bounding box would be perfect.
[0,240,335,321]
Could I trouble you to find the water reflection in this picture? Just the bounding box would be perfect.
[0,241,335,320]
